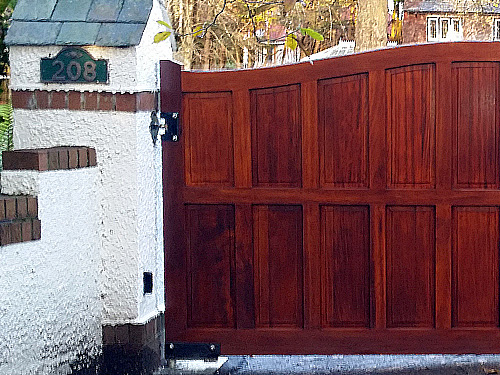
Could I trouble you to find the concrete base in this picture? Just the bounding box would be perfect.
[216,355,500,375]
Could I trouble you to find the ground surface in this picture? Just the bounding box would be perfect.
[158,355,500,375]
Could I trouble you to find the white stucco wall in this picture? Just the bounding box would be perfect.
[0,167,101,375]
[8,0,173,324]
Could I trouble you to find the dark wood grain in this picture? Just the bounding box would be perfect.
[235,204,255,328]
[251,85,302,187]
[386,65,435,189]
[183,92,234,186]
[453,63,499,189]
[452,206,499,327]
[386,206,435,328]
[186,205,235,328]
[321,205,370,328]
[164,43,500,354]
[253,205,303,328]
[319,74,368,188]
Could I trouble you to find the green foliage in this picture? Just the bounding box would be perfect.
[154,20,173,43]
[0,101,13,169]
[300,27,324,41]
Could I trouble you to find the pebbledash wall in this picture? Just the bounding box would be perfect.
[0,148,101,375]
[1,0,176,373]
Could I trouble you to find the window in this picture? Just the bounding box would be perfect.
[494,19,500,41]
[428,17,438,41]
[441,18,449,39]
[427,16,462,42]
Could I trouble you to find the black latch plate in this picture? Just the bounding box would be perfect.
[161,112,180,142]
[165,342,220,360]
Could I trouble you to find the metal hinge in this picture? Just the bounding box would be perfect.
[165,342,220,360]
[160,112,180,142]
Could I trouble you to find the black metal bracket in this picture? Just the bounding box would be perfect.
[161,112,180,142]
[165,342,220,360]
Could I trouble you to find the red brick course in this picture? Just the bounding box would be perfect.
[0,196,41,246]
[11,90,157,112]
[98,92,115,111]
[50,91,67,109]
[3,146,97,171]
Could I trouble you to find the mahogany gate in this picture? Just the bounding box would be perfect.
[162,43,500,354]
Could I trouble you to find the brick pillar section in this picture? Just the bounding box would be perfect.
[1,146,97,246]
[11,90,157,112]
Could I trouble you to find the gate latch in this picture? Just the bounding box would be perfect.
[161,112,180,142]
[166,342,220,360]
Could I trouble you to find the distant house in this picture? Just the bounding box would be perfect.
[402,0,500,43]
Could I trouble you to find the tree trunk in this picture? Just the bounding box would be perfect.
[355,0,387,52]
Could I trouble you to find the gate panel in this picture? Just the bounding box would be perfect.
[253,205,303,328]
[319,74,368,189]
[251,86,302,187]
[163,43,500,354]
[184,92,234,186]
[386,64,436,189]
[386,206,435,328]
[186,204,235,328]
[452,206,499,327]
[453,63,500,189]
[320,205,370,328]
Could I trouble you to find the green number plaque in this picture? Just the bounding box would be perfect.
[41,47,108,84]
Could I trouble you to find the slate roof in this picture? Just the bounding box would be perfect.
[404,0,500,14]
[5,0,154,46]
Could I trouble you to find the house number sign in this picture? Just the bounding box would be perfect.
[41,47,108,83]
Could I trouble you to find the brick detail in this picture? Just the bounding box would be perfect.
[68,91,82,110]
[0,195,41,246]
[12,91,36,109]
[101,313,164,375]
[137,92,157,111]
[3,146,97,171]
[84,92,98,110]
[12,90,157,112]
[34,90,49,110]
[102,313,164,351]
[50,91,67,109]
[98,92,115,111]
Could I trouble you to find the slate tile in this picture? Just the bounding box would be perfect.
[5,21,62,46]
[52,0,93,22]
[95,23,145,46]
[12,0,58,21]
[118,0,152,23]
[87,0,123,22]
[55,22,101,45]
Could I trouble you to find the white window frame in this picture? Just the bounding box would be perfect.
[427,16,439,41]
[493,19,500,41]
[440,18,450,40]
[427,16,462,42]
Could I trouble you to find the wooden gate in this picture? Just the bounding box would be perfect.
[162,43,500,354]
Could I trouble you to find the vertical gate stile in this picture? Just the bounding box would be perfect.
[304,203,321,329]
[302,80,321,329]
[368,69,387,329]
[235,204,255,329]
[435,61,453,330]
[233,89,252,189]
[161,61,187,338]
